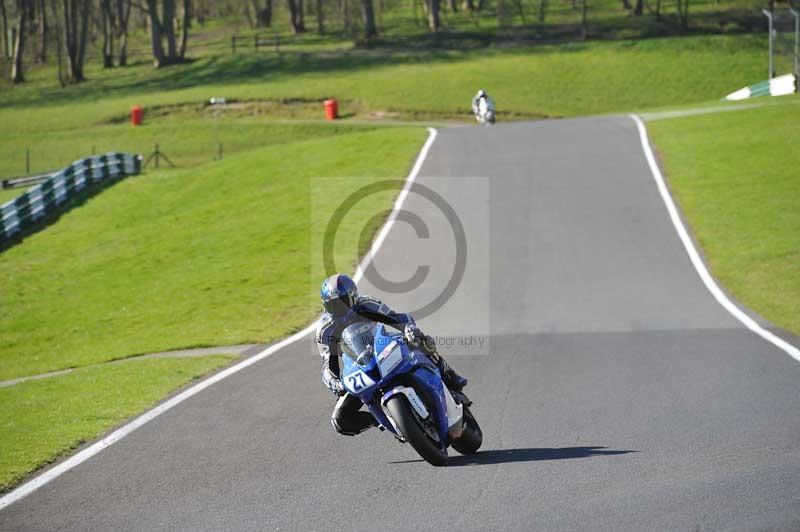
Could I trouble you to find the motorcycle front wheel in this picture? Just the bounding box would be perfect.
[385,396,448,466]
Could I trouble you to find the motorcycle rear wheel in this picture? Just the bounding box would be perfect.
[451,407,483,455]
[385,396,448,466]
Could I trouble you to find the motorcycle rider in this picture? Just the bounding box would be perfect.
[317,273,468,436]
[471,89,495,121]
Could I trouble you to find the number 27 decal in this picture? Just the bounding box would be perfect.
[348,372,367,391]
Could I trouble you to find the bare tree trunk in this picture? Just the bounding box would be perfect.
[162,0,176,59]
[315,0,323,32]
[448,0,457,12]
[286,0,305,32]
[62,0,89,82]
[463,0,473,11]
[580,0,587,40]
[252,0,272,26]
[0,0,7,60]
[116,0,130,65]
[427,0,439,31]
[264,0,273,26]
[299,0,304,30]
[360,0,375,36]
[11,0,28,83]
[633,0,642,15]
[38,0,46,62]
[145,0,167,66]
[74,0,89,79]
[675,0,688,29]
[101,0,113,67]
[178,0,188,57]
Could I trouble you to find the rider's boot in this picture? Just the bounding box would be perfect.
[438,358,468,392]
[424,339,467,392]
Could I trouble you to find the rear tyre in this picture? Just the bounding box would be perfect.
[451,407,483,455]
[385,396,448,466]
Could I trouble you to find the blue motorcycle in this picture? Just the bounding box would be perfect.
[340,322,482,466]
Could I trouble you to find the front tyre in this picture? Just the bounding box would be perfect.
[385,396,448,466]
[451,407,483,455]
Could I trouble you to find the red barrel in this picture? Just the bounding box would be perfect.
[131,106,143,126]
[323,99,338,120]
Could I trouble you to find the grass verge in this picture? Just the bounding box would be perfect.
[0,123,422,495]
[0,355,236,493]
[0,126,424,381]
[648,96,800,335]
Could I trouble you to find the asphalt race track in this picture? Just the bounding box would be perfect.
[3,116,799,531]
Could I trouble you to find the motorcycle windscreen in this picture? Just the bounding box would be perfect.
[341,322,376,367]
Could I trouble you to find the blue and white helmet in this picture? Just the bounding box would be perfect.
[320,274,358,316]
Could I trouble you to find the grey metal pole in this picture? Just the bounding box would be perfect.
[791,9,799,91]
[763,9,774,79]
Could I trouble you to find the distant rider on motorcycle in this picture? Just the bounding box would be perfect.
[316,273,468,436]
[471,89,495,122]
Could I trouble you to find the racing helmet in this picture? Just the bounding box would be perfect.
[320,274,358,316]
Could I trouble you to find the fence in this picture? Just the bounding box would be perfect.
[0,153,141,248]
[231,33,283,53]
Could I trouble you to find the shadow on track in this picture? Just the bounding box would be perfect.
[390,447,637,466]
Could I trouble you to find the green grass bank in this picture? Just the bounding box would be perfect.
[648,97,799,335]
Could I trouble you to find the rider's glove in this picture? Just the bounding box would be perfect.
[404,325,424,345]
[328,378,345,397]
[421,334,437,353]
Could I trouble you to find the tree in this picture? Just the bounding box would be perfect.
[1,0,9,60]
[11,0,30,83]
[361,0,375,37]
[178,0,189,58]
[143,0,189,67]
[62,0,91,82]
[579,0,587,39]
[145,0,167,65]
[162,0,176,59]
[538,0,548,22]
[426,0,439,31]
[675,0,688,29]
[633,0,642,15]
[286,0,305,33]
[100,0,113,67]
[250,0,272,27]
[652,0,661,20]
[315,0,322,32]
[37,0,46,62]
[49,0,65,85]
[115,0,131,65]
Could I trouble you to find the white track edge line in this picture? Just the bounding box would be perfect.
[630,114,800,363]
[0,126,440,512]
[354,127,438,283]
